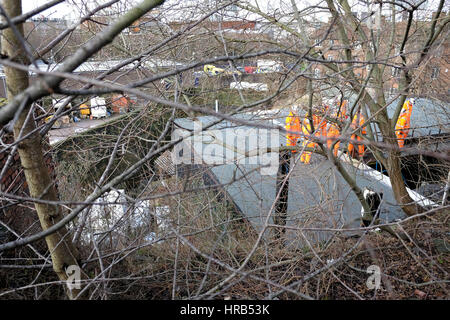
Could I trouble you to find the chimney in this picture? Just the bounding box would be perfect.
[402,11,408,21]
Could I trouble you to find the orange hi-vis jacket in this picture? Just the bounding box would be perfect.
[326,103,347,157]
[325,104,347,157]
[348,111,367,158]
[337,100,348,122]
[327,122,340,156]
[300,114,323,163]
[395,100,413,148]
[285,111,301,152]
[316,107,328,137]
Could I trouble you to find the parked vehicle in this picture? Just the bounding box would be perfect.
[44,98,72,129]
[90,97,107,118]
[244,66,256,74]
[257,59,282,72]
[44,115,62,129]
[204,64,241,76]
[204,64,224,75]
[79,103,90,118]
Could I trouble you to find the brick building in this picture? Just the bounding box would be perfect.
[308,11,449,102]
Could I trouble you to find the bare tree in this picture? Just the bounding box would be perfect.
[0,0,448,300]
[0,0,86,299]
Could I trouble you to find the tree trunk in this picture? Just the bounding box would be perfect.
[1,0,86,299]
[382,126,423,216]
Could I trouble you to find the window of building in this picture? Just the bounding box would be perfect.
[392,67,401,77]
[431,67,439,79]
[314,68,321,78]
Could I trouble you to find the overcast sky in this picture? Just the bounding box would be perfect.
[22,1,76,19]
[21,0,446,20]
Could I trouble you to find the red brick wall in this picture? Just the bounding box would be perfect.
[0,131,56,243]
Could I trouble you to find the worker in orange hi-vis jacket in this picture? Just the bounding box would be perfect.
[339,100,349,123]
[395,99,414,148]
[324,104,345,157]
[317,104,329,137]
[300,112,323,164]
[285,109,301,153]
[348,110,367,159]
[327,121,340,156]
[325,102,347,157]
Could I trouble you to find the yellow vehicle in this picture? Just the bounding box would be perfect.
[204,64,224,75]
[79,103,90,117]
[203,64,241,76]
[44,115,63,129]
[44,98,73,129]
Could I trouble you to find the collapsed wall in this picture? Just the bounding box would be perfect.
[172,114,437,247]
